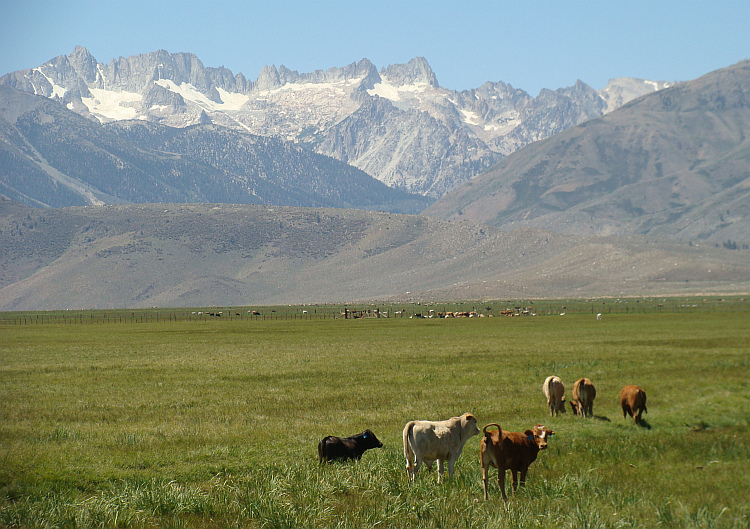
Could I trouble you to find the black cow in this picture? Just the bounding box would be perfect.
[318,429,384,463]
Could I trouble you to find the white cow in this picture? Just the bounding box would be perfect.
[403,412,480,483]
[542,375,566,416]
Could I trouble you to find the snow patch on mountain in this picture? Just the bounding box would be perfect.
[32,68,66,98]
[262,77,364,95]
[367,78,433,104]
[82,88,143,121]
[154,80,218,110]
[216,87,250,109]
[460,108,480,126]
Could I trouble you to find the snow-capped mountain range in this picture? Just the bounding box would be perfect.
[1,46,670,197]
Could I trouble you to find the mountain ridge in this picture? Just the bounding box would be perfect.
[2,198,747,310]
[424,60,750,245]
[0,85,430,212]
[0,47,670,197]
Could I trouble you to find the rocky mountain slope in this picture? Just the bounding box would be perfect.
[0,85,430,212]
[0,47,669,197]
[2,198,748,310]
[425,60,750,245]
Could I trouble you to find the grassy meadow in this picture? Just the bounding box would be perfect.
[1,306,749,528]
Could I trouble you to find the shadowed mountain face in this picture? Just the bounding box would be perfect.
[2,199,748,310]
[425,60,750,246]
[0,85,431,213]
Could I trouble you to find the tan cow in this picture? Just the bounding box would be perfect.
[620,385,648,424]
[570,378,596,417]
[403,412,480,483]
[480,423,554,501]
[542,375,566,416]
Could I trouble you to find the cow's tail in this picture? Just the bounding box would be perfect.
[483,423,501,438]
[403,422,415,471]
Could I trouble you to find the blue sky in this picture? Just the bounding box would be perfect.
[2,0,748,95]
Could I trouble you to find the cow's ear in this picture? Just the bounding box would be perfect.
[548,430,555,437]
[363,433,368,439]
[524,430,534,441]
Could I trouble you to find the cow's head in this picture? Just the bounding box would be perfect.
[559,395,567,413]
[359,429,383,449]
[461,413,481,437]
[569,399,580,415]
[525,425,554,450]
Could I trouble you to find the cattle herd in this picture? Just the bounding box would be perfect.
[318,378,648,501]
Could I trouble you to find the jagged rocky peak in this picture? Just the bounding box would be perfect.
[252,58,381,91]
[380,57,439,88]
[94,49,216,98]
[316,58,381,86]
[254,64,282,90]
[68,45,98,83]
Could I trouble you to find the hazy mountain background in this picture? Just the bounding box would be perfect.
[0,47,669,199]
[1,50,749,309]
[0,85,429,213]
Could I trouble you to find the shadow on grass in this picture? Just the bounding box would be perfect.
[593,415,611,422]
[637,419,652,430]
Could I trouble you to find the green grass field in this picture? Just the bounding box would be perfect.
[1,308,749,527]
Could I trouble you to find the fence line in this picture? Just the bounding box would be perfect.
[0,298,747,326]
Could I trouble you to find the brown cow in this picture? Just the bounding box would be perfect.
[479,423,554,501]
[620,385,648,424]
[542,375,566,416]
[570,378,596,417]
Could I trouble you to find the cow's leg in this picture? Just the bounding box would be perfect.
[498,468,508,501]
[446,455,456,479]
[481,462,490,501]
[519,464,529,488]
[510,468,519,493]
[436,458,445,483]
[547,398,554,417]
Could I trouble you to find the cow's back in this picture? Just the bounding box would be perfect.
[581,379,596,401]
[543,376,565,414]
[407,420,452,458]
[573,378,596,417]
[574,378,595,400]
[546,376,564,397]
[620,385,647,422]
